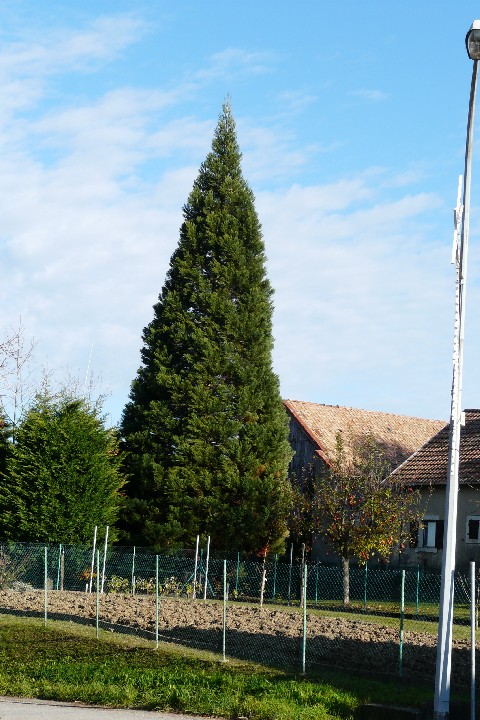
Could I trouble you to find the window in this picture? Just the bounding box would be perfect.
[466,516,480,544]
[419,517,444,550]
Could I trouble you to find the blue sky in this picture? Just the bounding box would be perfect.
[0,0,479,425]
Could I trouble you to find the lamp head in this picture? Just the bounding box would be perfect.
[466,20,480,60]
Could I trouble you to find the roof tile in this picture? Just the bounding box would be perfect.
[284,399,445,466]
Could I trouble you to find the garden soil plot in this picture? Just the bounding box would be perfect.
[0,590,474,684]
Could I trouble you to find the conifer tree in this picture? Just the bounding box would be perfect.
[121,102,292,553]
[0,395,124,543]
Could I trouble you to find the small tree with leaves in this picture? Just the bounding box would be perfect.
[290,432,422,605]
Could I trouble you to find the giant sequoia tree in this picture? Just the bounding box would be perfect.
[120,103,292,553]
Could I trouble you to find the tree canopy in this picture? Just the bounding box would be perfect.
[0,394,124,544]
[290,432,422,604]
[120,102,292,553]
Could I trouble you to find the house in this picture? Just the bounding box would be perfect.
[284,399,445,482]
[391,409,480,572]
[284,399,446,564]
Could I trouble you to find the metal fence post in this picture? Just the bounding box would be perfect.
[203,536,210,601]
[155,555,159,650]
[96,549,100,639]
[399,569,405,677]
[416,564,420,616]
[272,553,277,600]
[288,543,293,605]
[235,552,240,596]
[302,564,307,674]
[131,546,136,595]
[471,560,476,720]
[363,561,368,612]
[56,544,62,590]
[192,535,199,599]
[44,546,48,626]
[222,559,227,662]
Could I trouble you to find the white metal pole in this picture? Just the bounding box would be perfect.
[100,526,109,594]
[203,535,210,601]
[471,561,476,720]
[434,59,478,720]
[192,535,199,599]
[88,526,97,594]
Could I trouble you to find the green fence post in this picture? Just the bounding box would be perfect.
[302,564,307,674]
[399,569,405,677]
[415,564,420,616]
[363,561,368,612]
[222,559,227,662]
[235,552,240,596]
[272,554,277,600]
[56,543,62,590]
[44,546,48,626]
[287,543,293,605]
[315,561,319,607]
[131,546,136,595]
[96,549,100,639]
[155,555,159,650]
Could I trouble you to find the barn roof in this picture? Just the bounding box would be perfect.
[284,399,445,467]
[391,409,480,485]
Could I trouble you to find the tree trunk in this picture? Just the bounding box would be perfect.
[342,556,350,606]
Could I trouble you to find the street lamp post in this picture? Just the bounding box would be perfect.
[433,20,480,720]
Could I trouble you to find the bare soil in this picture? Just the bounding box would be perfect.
[0,590,474,686]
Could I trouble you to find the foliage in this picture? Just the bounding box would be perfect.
[0,394,125,544]
[120,101,292,555]
[134,577,155,594]
[0,547,29,590]
[107,575,130,593]
[290,432,423,603]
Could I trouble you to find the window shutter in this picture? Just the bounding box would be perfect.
[435,520,445,549]
[468,518,480,541]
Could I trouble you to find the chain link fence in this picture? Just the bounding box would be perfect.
[0,541,477,693]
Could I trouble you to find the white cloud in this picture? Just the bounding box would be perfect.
[350,88,388,101]
[0,14,146,78]
[0,7,462,426]
[256,179,452,419]
[194,48,274,81]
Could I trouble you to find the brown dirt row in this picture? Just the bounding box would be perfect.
[0,590,474,686]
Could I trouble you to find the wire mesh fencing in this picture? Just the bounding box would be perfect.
[0,541,478,688]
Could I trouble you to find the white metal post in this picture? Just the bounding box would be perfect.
[471,561,476,720]
[203,535,210,601]
[192,535,199,599]
[88,525,97,593]
[434,56,478,720]
[100,526,109,594]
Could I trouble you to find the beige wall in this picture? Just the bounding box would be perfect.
[400,485,480,572]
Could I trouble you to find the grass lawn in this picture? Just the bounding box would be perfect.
[0,614,437,720]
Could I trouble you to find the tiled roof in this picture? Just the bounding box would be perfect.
[284,399,445,467]
[391,409,480,485]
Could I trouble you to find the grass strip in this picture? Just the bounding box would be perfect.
[0,615,436,719]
